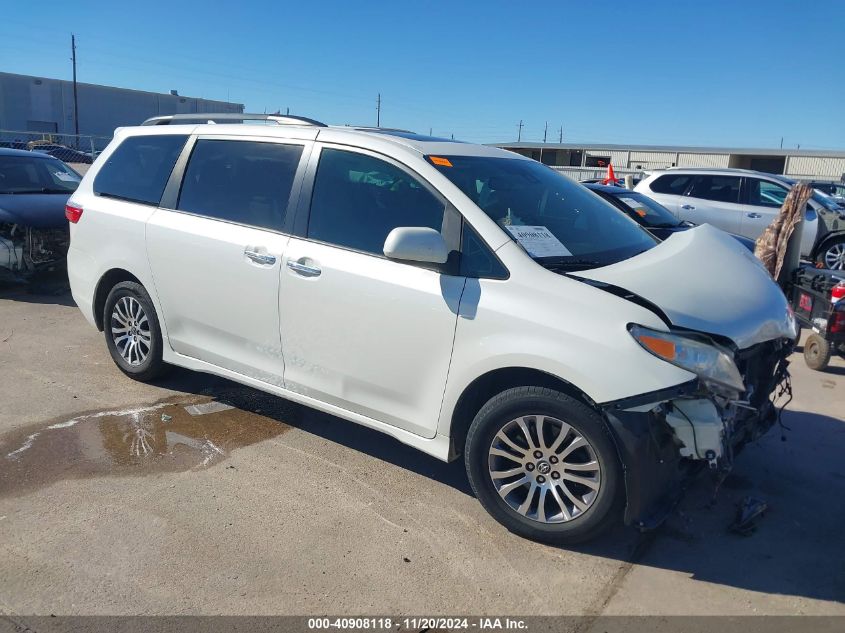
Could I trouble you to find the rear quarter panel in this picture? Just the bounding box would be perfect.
[66,132,170,339]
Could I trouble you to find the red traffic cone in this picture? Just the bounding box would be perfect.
[602,164,617,185]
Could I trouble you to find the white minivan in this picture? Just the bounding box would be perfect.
[67,115,796,543]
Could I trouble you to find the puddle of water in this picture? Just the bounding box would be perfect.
[0,393,291,498]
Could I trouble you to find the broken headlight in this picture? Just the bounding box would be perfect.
[629,324,745,394]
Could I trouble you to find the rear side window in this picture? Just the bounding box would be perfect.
[688,175,741,203]
[177,139,303,231]
[94,135,187,205]
[307,148,445,256]
[650,174,692,195]
[746,178,789,207]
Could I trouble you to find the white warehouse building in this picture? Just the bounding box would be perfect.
[0,71,243,150]
[495,142,845,182]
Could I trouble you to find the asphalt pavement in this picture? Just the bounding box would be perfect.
[0,279,843,619]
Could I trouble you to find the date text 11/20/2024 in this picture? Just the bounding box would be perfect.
[307,617,528,630]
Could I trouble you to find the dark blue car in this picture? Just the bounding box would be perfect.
[0,148,80,281]
[584,183,755,251]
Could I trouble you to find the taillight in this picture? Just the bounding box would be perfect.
[65,203,83,223]
[830,308,845,334]
[832,282,845,304]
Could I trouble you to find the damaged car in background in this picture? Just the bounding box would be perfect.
[67,120,797,544]
[0,148,79,282]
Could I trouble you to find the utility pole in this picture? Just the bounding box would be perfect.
[71,34,79,142]
[559,126,563,143]
[517,120,523,142]
[286,107,290,115]
[780,137,783,149]
[543,121,548,143]
[376,93,381,127]
[429,127,432,136]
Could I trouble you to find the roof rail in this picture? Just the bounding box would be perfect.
[351,126,416,134]
[141,113,327,127]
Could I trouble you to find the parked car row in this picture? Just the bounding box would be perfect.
[632,168,845,269]
[0,140,96,164]
[583,183,755,250]
[0,115,836,543]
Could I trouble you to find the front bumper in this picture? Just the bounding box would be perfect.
[602,337,792,529]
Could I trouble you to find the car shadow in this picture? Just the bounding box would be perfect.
[149,371,845,604]
[818,364,845,376]
[0,272,75,307]
[152,367,474,495]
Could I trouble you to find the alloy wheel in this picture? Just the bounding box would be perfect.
[111,296,151,366]
[823,242,845,270]
[488,415,601,523]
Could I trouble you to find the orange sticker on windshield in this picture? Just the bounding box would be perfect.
[635,209,647,217]
[428,156,452,167]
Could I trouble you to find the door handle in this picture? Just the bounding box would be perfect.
[244,249,277,266]
[681,204,695,210]
[287,259,322,277]
[746,212,763,219]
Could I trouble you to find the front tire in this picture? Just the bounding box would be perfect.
[465,386,621,544]
[103,281,167,382]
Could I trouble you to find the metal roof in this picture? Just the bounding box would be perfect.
[494,141,845,158]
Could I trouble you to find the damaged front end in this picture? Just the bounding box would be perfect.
[0,222,70,282]
[603,335,793,529]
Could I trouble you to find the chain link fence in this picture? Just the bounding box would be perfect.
[0,129,112,174]
[550,165,646,184]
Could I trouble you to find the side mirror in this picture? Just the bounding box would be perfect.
[383,227,449,264]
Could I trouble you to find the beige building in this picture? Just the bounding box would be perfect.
[495,142,845,181]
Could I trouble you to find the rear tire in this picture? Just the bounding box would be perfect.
[465,386,621,544]
[804,334,832,371]
[103,281,167,382]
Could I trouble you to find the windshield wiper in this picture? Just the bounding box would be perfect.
[649,222,682,228]
[539,259,605,271]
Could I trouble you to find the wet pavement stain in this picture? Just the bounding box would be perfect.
[0,391,292,498]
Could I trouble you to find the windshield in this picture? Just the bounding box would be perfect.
[430,156,657,270]
[0,154,81,194]
[603,191,681,227]
[813,190,844,211]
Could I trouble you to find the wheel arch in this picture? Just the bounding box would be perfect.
[813,230,845,262]
[92,268,142,331]
[446,367,600,461]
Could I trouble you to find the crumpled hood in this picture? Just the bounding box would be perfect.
[0,193,70,229]
[573,224,795,350]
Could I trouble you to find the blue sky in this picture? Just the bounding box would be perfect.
[2,0,843,148]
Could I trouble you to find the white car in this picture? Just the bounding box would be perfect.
[66,115,796,543]
[635,167,845,269]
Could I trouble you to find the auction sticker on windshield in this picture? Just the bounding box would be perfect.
[619,197,648,217]
[505,225,572,258]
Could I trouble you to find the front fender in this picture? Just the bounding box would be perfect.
[436,273,696,438]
